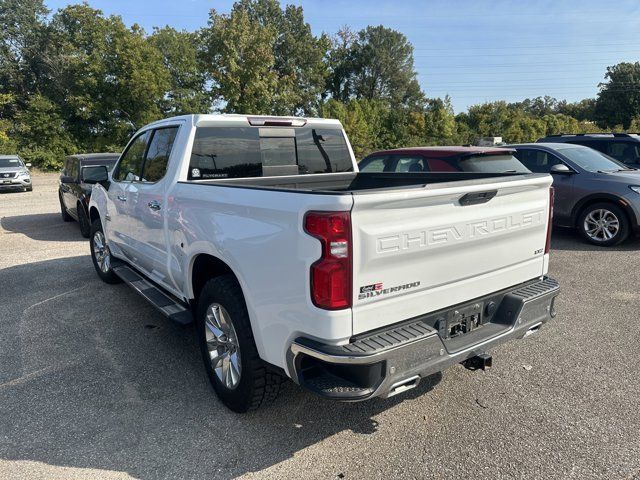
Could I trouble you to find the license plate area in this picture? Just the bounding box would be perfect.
[3,180,11,184]
[436,302,485,339]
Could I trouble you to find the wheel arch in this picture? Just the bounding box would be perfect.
[89,205,101,224]
[188,253,242,304]
[571,194,637,228]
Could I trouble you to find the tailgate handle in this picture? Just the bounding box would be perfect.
[459,190,497,206]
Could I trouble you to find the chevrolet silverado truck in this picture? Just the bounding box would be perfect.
[87,114,559,413]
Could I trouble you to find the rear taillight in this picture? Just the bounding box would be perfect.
[545,187,554,254]
[304,211,352,310]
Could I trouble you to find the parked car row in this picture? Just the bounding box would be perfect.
[360,139,640,247]
[44,117,637,413]
[11,130,635,249]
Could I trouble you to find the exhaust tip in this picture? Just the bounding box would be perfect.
[524,323,542,338]
[386,375,420,397]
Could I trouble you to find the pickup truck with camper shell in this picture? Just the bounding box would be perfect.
[87,114,560,412]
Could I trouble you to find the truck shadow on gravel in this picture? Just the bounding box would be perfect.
[0,255,442,480]
[0,212,85,242]
[551,227,640,252]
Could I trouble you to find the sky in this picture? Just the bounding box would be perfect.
[44,0,640,113]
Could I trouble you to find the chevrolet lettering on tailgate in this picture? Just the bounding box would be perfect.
[376,210,545,254]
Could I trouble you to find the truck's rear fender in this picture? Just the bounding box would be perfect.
[168,182,355,371]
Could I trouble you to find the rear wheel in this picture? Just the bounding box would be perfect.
[59,193,72,222]
[578,202,629,247]
[90,218,121,284]
[196,275,283,413]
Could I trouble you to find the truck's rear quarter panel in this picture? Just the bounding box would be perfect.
[167,183,354,369]
[351,175,552,334]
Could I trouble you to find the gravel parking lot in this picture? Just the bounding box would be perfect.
[1,173,639,480]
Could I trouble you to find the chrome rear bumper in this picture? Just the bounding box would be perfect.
[287,277,560,401]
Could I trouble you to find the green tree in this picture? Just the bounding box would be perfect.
[325,27,357,103]
[461,101,546,143]
[15,94,76,169]
[47,4,170,149]
[424,96,457,143]
[150,27,211,115]
[514,96,559,117]
[237,0,330,115]
[0,93,18,153]
[557,98,596,122]
[0,0,50,104]
[202,7,278,113]
[327,25,424,108]
[595,62,640,128]
[202,0,328,115]
[321,98,378,159]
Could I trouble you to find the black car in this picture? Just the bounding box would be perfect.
[537,133,640,167]
[59,153,120,237]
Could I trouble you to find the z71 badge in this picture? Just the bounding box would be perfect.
[358,281,421,300]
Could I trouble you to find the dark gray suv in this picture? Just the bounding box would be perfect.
[509,143,640,246]
[537,133,640,167]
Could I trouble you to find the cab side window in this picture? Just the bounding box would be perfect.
[113,131,150,182]
[141,127,179,182]
[514,149,561,173]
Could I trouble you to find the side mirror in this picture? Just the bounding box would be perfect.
[25,163,32,168]
[81,165,109,186]
[60,175,78,184]
[550,164,573,174]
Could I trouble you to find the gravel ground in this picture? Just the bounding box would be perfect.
[1,173,639,480]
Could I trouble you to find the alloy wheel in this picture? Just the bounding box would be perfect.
[92,230,111,273]
[204,303,242,389]
[583,208,620,242]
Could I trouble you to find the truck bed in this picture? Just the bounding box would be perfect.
[180,171,537,194]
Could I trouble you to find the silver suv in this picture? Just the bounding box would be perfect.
[509,143,640,246]
[0,155,32,192]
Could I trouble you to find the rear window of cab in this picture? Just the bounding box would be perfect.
[188,126,353,179]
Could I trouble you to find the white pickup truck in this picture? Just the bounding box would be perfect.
[87,114,559,412]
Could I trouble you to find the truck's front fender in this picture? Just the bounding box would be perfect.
[88,184,109,232]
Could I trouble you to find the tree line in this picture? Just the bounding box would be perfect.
[1,0,640,169]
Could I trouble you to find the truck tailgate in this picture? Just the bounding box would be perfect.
[350,174,553,335]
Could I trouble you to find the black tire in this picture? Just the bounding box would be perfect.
[577,202,629,247]
[89,218,121,284]
[26,185,33,192]
[196,275,283,413]
[78,203,91,238]
[59,193,73,222]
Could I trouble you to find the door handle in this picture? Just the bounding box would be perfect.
[117,195,127,202]
[148,200,161,211]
